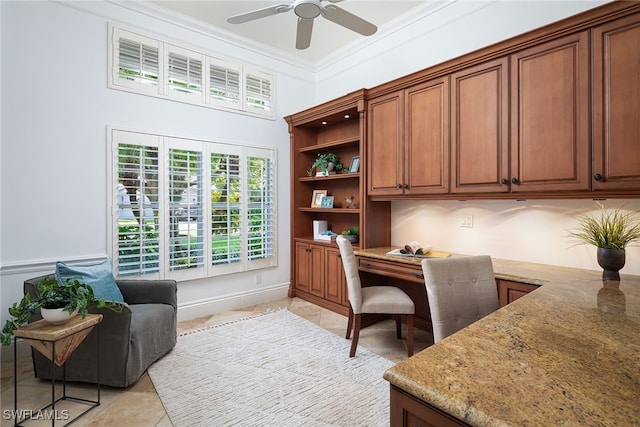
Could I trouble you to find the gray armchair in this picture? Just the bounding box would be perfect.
[24,275,177,388]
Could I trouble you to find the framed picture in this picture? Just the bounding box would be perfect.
[349,156,360,173]
[311,190,327,208]
[320,196,334,208]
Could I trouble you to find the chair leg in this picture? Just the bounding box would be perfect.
[406,314,414,357]
[349,313,362,357]
[395,315,402,339]
[345,306,354,339]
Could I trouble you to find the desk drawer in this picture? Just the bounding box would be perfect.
[358,257,425,283]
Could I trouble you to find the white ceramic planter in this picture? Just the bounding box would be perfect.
[41,307,79,325]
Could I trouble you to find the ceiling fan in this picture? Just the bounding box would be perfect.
[227,0,377,50]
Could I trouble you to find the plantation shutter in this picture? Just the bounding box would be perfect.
[114,28,161,95]
[210,150,242,270]
[208,58,241,109]
[167,141,206,280]
[114,132,161,278]
[245,69,273,117]
[167,46,204,102]
[246,148,276,268]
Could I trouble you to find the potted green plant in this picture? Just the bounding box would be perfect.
[341,226,359,243]
[568,204,640,280]
[309,153,344,176]
[1,276,121,346]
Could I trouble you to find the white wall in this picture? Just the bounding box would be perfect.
[0,0,315,340]
[392,199,640,276]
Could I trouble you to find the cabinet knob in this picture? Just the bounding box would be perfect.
[501,178,508,185]
[594,173,604,182]
[511,177,519,185]
[397,184,402,189]
[403,184,409,189]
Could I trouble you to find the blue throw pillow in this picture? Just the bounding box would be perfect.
[55,259,124,303]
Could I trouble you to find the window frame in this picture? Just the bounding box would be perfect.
[108,127,277,281]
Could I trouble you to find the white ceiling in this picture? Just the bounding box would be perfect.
[149,0,428,64]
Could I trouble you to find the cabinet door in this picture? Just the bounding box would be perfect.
[510,31,590,192]
[593,14,640,190]
[295,242,311,293]
[497,279,539,307]
[405,77,450,195]
[368,91,404,196]
[325,247,347,306]
[451,57,509,194]
[295,242,324,297]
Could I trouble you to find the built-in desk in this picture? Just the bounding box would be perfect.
[354,247,541,331]
[376,255,640,426]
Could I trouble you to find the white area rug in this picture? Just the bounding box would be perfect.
[148,309,394,426]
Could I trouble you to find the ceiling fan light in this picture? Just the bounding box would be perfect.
[294,0,321,19]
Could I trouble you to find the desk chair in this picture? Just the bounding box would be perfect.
[336,236,415,357]
[421,255,499,344]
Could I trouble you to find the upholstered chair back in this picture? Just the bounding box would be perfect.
[336,235,363,313]
[421,255,499,343]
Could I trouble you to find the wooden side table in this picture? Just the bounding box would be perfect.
[12,313,103,427]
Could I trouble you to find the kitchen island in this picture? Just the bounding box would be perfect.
[379,255,639,426]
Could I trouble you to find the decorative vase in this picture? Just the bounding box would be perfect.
[596,247,625,281]
[41,307,79,325]
[343,234,358,243]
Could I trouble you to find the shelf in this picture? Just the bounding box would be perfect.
[299,136,359,153]
[299,173,360,182]
[299,208,360,214]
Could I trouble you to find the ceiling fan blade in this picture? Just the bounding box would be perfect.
[296,18,314,50]
[227,4,292,24]
[321,5,377,36]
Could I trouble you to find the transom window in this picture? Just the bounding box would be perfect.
[108,24,275,119]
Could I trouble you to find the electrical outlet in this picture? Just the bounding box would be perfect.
[460,215,474,228]
[255,272,262,285]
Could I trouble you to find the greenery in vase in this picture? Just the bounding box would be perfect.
[309,153,344,175]
[341,226,359,236]
[568,204,640,250]
[0,276,122,346]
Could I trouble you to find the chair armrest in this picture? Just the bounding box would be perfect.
[116,279,177,307]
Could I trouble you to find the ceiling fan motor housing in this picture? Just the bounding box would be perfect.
[294,0,322,19]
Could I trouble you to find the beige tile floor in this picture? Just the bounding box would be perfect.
[1,297,433,426]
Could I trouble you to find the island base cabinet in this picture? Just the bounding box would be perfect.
[390,385,469,427]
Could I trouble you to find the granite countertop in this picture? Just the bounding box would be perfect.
[358,248,640,426]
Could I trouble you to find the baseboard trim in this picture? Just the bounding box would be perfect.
[176,283,290,322]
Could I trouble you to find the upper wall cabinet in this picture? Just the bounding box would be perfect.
[592,13,640,191]
[509,31,591,193]
[368,77,449,197]
[451,57,509,194]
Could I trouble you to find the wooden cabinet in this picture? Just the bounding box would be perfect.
[592,13,640,191]
[295,241,324,297]
[451,57,509,194]
[368,77,449,197]
[325,247,348,306]
[286,90,390,315]
[497,279,540,307]
[390,385,469,427]
[509,31,590,193]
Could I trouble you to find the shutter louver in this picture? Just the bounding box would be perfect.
[211,153,242,265]
[168,51,202,97]
[247,156,274,261]
[209,63,240,106]
[118,38,159,87]
[245,72,272,113]
[169,149,205,272]
[117,144,160,276]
